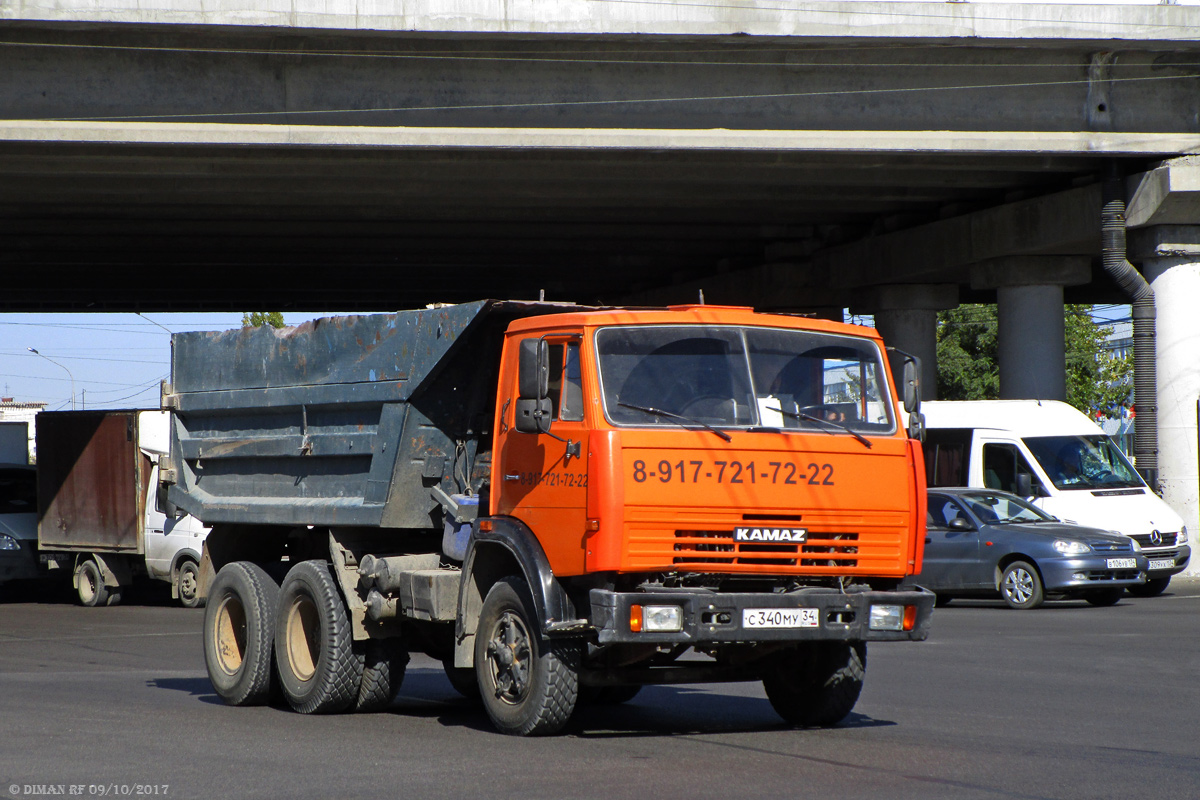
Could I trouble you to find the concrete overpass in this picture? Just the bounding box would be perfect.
[2,0,1199,571]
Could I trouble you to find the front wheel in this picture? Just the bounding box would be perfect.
[1000,561,1044,610]
[1127,577,1171,598]
[176,560,203,609]
[274,560,362,714]
[761,642,866,727]
[475,575,579,736]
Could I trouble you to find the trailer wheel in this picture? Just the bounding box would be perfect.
[762,642,866,728]
[76,559,112,607]
[204,561,279,706]
[274,560,362,714]
[177,560,203,609]
[353,640,408,713]
[475,575,579,736]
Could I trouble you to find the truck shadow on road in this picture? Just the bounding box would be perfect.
[395,668,897,737]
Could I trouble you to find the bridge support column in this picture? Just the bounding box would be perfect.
[971,256,1091,402]
[854,284,957,400]
[1133,226,1200,571]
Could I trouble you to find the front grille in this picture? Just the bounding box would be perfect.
[1130,533,1180,550]
[1088,541,1133,553]
[673,530,860,568]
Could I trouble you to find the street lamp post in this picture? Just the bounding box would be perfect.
[28,347,76,410]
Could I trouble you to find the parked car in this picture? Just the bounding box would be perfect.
[907,488,1149,609]
[0,463,39,587]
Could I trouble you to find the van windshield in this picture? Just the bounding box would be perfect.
[1023,435,1144,491]
[595,325,895,434]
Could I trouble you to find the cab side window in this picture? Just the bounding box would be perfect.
[560,343,584,422]
[982,443,1042,495]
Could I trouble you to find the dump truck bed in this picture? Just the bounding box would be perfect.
[165,301,578,529]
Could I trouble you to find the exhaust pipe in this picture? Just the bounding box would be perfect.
[1101,164,1158,490]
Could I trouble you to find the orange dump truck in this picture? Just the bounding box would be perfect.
[163,300,932,735]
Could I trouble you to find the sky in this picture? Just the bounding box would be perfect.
[1,303,1133,412]
[0,312,335,412]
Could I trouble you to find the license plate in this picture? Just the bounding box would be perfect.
[1148,559,1175,570]
[1106,558,1137,569]
[743,608,819,629]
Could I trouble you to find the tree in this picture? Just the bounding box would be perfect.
[241,311,286,329]
[933,304,1131,414]
[935,304,998,401]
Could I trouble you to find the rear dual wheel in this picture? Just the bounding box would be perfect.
[204,561,279,706]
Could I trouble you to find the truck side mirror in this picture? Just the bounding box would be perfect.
[886,347,921,414]
[156,483,181,518]
[518,339,549,401]
[515,338,552,434]
[901,359,921,414]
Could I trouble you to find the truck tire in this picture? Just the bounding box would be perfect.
[475,575,580,736]
[1127,577,1171,597]
[177,560,203,609]
[76,559,116,607]
[274,560,362,714]
[204,561,279,706]
[762,642,866,728]
[354,640,408,713]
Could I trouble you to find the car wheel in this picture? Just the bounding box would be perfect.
[1127,577,1170,597]
[1085,588,1123,607]
[1000,561,1044,610]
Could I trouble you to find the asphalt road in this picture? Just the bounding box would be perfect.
[2,581,1199,800]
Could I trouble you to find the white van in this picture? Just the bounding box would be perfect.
[921,399,1190,596]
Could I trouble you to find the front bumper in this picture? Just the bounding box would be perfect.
[589,586,934,645]
[0,540,40,584]
[1037,552,1149,592]
[1140,544,1191,578]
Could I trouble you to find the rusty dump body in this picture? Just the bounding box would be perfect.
[165,300,568,530]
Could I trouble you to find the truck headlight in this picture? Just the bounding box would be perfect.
[0,534,19,551]
[1053,539,1090,556]
[630,604,683,633]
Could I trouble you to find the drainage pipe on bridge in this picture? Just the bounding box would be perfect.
[1101,164,1157,491]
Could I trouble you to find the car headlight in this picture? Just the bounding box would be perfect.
[1178,526,1189,546]
[0,533,19,551]
[1053,539,1091,556]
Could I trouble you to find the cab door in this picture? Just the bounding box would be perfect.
[496,336,590,576]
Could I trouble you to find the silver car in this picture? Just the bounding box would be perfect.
[908,488,1149,610]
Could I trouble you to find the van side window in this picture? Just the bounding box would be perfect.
[924,429,971,487]
[982,443,1042,495]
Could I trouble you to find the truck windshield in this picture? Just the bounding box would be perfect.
[596,325,895,434]
[1023,435,1144,491]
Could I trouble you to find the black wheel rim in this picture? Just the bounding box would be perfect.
[486,610,532,706]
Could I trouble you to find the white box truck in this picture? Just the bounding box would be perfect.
[34,409,211,606]
[921,399,1190,596]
